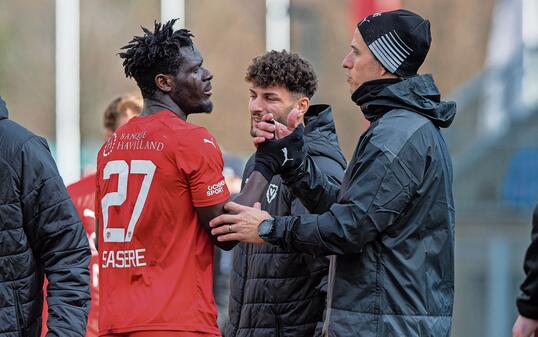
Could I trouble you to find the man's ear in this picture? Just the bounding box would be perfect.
[379,64,397,79]
[295,96,310,121]
[155,74,172,93]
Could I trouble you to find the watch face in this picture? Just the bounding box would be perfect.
[259,218,274,237]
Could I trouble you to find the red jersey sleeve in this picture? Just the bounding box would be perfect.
[176,127,230,207]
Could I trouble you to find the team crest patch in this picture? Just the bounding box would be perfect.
[266,184,278,204]
[103,133,117,157]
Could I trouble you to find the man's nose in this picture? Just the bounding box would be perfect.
[249,97,264,114]
[342,52,353,69]
[203,68,213,81]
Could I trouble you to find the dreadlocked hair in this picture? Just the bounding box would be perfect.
[119,19,194,97]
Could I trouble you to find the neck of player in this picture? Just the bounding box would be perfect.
[141,94,187,120]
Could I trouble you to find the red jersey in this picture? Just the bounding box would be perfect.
[95,110,229,336]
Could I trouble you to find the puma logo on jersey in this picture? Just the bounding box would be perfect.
[83,208,95,219]
[203,138,216,148]
[281,147,293,166]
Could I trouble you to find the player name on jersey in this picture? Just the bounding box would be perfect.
[102,248,146,268]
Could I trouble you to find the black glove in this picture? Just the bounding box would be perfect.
[254,125,305,181]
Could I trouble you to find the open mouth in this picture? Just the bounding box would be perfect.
[203,85,213,96]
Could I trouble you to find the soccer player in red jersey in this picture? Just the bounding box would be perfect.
[95,20,269,337]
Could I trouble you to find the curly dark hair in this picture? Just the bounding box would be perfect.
[245,50,318,99]
[119,19,194,97]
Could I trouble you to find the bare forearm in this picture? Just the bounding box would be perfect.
[197,170,269,250]
[232,170,269,207]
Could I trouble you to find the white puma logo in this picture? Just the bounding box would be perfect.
[203,138,216,148]
[281,147,293,166]
[83,208,95,219]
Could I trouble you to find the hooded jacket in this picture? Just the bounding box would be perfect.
[0,97,91,337]
[225,105,346,337]
[265,75,456,337]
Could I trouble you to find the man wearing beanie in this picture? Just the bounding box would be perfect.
[210,9,456,337]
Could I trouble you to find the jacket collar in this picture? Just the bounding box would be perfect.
[304,104,334,134]
[351,74,456,128]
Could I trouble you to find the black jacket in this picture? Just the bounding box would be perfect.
[225,105,346,337]
[0,97,91,337]
[517,204,538,318]
[265,75,456,337]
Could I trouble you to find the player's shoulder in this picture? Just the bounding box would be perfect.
[165,119,217,145]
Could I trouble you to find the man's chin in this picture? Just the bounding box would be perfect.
[348,84,359,94]
[198,101,214,114]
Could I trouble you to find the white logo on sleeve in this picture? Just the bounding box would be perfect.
[83,208,95,219]
[281,147,293,166]
[266,184,278,204]
[203,138,216,148]
[207,179,226,197]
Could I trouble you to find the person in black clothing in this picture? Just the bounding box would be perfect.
[211,9,456,337]
[513,205,538,337]
[0,96,91,336]
[224,50,346,337]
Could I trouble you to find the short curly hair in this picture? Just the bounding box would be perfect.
[245,50,318,99]
[119,19,194,98]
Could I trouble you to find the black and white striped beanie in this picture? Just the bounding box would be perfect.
[357,9,431,77]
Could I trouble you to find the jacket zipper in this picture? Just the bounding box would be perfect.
[275,314,282,337]
[13,287,23,337]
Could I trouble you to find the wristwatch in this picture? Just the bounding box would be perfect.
[258,217,275,240]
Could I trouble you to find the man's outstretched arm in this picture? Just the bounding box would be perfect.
[253,113,341,214]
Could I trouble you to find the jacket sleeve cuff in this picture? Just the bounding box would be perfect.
[264,216,293,248]
[281,157,308,184]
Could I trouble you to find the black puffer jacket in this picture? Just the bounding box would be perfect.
[225,105,346,337]
[517,204,538,318]
[265,75,456,337]
[0,97,91,337]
